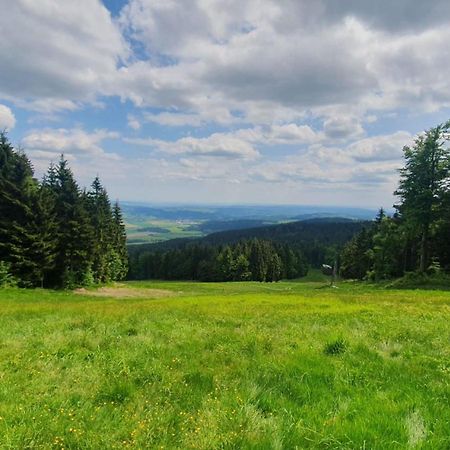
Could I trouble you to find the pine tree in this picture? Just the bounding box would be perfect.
[87,177,114,283]
[111,201,129,280]
[0,134,42,286]
[47,156,95,288]
[395,121,450,272]
[266,252,282,282]
[27,184,58,287]
[217,246,234,281]
[249,240,267,281]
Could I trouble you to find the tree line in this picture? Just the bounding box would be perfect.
[340,120,450,280]
[0,133,128,288]
[128,239,308,282]
[130,219,366,273]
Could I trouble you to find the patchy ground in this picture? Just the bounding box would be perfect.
[74,285,176,299]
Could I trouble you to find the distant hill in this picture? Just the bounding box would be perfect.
[122,202,378,222]
[123,202,378,245]
[200,219,367,248]
[129,218,370,267]
[187,219,274,234]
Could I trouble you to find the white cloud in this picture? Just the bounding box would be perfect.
[2,0,450,124]
[144,112,207,127]
[346,131,413,162]
[22,128,120,160]
[248,130,412,189]
[127,114,141,130]
[0,0,127,112]
[269,124,320,144]
[1,0,450,206]
[0,104,15,129]
[323,116,365,140]
[111,0,450,131]
[127,132,260,160]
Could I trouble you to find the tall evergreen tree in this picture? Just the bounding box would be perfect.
[395,121,450,272]
[0,134,41,286]
[111,201,129,280]
[87,177,114,283]
[47,156,95,288]
[27,184,58,287]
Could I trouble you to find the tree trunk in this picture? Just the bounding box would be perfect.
[419,227,429,273]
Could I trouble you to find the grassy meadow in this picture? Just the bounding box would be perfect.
[0,275,449,449]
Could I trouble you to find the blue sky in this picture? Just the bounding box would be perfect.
[1,0,450,207]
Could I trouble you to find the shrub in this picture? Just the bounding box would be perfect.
[387,271,450,290]
[324,339,347,356]
[0,261,17,288]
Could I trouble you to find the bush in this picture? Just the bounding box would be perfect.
[0,261,17,288]
[324,339,347,356]
[387,271,450,290]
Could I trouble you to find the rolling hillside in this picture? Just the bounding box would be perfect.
[128,218,370,269]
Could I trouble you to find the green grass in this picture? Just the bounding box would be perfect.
[0,279,449,449]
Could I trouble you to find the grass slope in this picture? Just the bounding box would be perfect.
[0,278,449,449]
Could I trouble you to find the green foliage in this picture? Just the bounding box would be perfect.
[340,226,374,279]
[370,217,406,280]
[128,238,307,282]
[0,134,128,288]
[386,271,450,290]
[323,338,347,356]
[0,261,17,287]
[0,133,43,286]
[395,121,450,272]
[341,120,450,282]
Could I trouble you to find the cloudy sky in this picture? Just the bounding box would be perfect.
[1,0,450,207]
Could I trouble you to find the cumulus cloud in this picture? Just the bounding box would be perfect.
[265,124,320,144]
[323,116,365,140]
[0,104,15,129]
[22,128,120,160]
[144,112,207,127]
[2,0,450,122]
[0,0,127,111]
[346,131,413,162]
[112,0,450,125]
[126,123,321,163]
[127,132,260,160]
[248,130,411,188]
[127,114,141,130]
[1,0,449,206]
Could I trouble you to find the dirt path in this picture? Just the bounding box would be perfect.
[74,285,176,299]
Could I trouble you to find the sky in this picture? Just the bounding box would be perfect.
[1,0,450,208]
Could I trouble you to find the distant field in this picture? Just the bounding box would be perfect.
[0,278,449,448]
[125,218,203,244]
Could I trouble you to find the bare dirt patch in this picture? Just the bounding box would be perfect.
[74,286,176,299]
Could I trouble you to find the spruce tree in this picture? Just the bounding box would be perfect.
[0,134,41,286]
[47,156,95,288]
[27,184,58,287]
[110,201,128,280]
[395,121,450,272]
[87,177,114,283]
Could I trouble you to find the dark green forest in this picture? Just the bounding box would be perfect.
[128,239,308,282]
[340,120,450,280]
[127,218,366,281]
[0,133,128,288]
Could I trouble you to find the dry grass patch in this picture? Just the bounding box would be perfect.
[74,285,176,299]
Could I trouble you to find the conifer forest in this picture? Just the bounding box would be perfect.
[0,133,128,289]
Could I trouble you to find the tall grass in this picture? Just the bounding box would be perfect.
[0,280,449,448]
